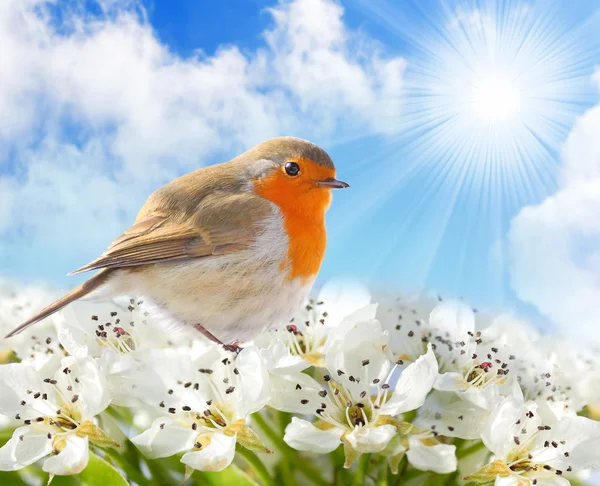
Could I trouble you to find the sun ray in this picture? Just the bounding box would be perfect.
[331,0,600,303]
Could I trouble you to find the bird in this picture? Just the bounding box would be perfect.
[4,137,349,350]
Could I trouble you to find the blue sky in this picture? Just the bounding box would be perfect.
[1,0,600,340]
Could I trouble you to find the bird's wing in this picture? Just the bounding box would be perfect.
[69,192,272,275]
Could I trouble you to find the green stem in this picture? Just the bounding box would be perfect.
[458,440,486,459]
[375,461,388,486]
[237,446,274,486]
[352,454,369,486]
[333,446,348,485]
[252,411,329,486]
[100,447,149,486]
[145,458,178,485]
[443,472,460,485]
[393,457,408,486]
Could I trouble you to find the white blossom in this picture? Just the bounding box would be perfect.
[534,336,600,415]
[467,398,600,485]
[0,280,598,484]
[377,292,442,363]
[271,309,442,468]
[0,356,115,475]
[431,301,523,411]
[56,298,190,406]
[414,390,489,440]
[131,344,270,472]
[0,279,63,369]
[404,435,457,474]
[255,280,371,368]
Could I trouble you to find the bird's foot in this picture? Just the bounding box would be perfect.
[192,324,242,355]
[222,341,242,354]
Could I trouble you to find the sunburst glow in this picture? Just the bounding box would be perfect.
[468,72,521,122]
[402,4,592,184]
[340,0,599,299]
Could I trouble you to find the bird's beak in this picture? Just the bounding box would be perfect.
[315,177,350,189]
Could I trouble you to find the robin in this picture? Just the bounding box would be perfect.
[4,137,349,350]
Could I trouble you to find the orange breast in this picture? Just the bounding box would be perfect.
[253,158,334,282]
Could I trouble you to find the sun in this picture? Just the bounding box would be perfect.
[349,0,597,292]
[390,1,594,190]
[469,72,522,123]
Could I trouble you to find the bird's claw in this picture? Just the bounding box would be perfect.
[222,343,242,354]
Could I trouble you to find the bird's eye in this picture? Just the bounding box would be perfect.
[285,162,300,176]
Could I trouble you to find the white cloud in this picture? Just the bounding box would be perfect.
[508,81,600,345]
[560,104,600,186]
[0,0,405,279]
[264,0,405,134]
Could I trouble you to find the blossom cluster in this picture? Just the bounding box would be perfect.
[0,279,599,485]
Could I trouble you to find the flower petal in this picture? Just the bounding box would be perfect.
[132,417,197,459]
[268,372,323,414]
[55,307,95,359]
[317,279,371,327]
[181,432,236,472]
[345,425,396,453]
[131,348,210,412]
[542,415,600,471]
[259,339,310,375]
[406,437,457,474]
[414,391,489,440]
[0,426,52,471]
[456,378,522,411]
[284,417,343,453]
[42,435,89,475]
[324,304,379,350]
[530,478,571,486]
[235,346,270,416]
[380,344,438,416]
[54,356,110,418]
[494,477,520,486]
[434,372,469,392]
[324,315,391,396]
[429,301,475,338]
[482,398,530,460]
[0,363,49,417]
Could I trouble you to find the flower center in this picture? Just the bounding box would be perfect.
[191,401,231,431]
[283,301,329,361]
[90,300,146,354]
[311,361,400,431]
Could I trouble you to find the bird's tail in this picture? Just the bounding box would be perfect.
[3,268,112,339]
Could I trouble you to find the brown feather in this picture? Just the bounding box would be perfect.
[69,189,272,275]
[3,269,112,338]
[5,136,330,337]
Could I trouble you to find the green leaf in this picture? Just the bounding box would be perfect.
[101,445,153,485]
[191,464,260,486]
[376,416,424,435]
[0,471,29,486]
[0,429,14,448]
[78,452,129,486]
[463,460,510,483]
[45,474,78,486]
[229,420,271,454]
[77,421,120,449]
[342,436,361,469]
[387,451,405,475]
